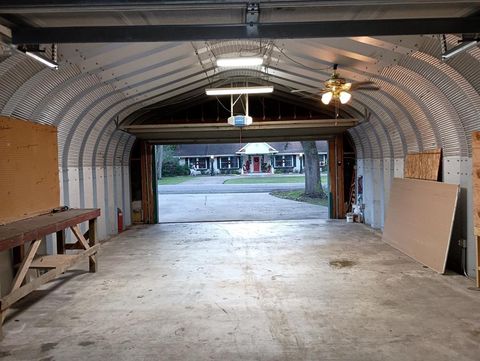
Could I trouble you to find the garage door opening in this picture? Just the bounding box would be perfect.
[156,140,329,223]
[129,133,356,225]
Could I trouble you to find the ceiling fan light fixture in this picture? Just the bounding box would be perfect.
[321,91,333,105]
[216,57,263,67]
[339,91,352,104]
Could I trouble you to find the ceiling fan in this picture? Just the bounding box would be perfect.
[291,64,380,105]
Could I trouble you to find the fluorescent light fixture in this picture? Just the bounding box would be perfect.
[216,57,263,67]
[206,86,273,96]
[339,91,352,104]
[442,41,479,60]
[24,51,58,70]
[321,91,333,105]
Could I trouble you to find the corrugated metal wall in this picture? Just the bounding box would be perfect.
[346,36,480,277]
[0,55,135,241]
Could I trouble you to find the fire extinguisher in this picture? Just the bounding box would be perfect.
[117,208,123,233]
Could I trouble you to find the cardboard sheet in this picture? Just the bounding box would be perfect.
[382,178,459,273]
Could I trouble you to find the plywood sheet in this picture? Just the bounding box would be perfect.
[382,178,459,273]
[0,116,59,224]
[404,149,441,181]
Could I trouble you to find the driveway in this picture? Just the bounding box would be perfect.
[158,175,327,223]
[158,193,328,223]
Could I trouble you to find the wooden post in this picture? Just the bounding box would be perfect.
[140,141,156,224]
[336,134,345,219]
[328,135,346,219]
[328,140,337,218]
[56,230,65,254]
[88,219,97,273]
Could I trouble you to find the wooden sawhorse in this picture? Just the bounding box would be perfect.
[0,209,100,338]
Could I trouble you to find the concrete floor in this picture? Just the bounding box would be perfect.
[1,220,479,360]
[158,193,328,222]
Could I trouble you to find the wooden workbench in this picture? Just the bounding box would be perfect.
[0,208,100,337]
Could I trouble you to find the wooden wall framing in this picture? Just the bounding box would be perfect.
[140,141,157,224]
[329,134,345,219]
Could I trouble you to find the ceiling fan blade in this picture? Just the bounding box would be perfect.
[298,93,321,100]
[290,87,323,93]
[356,86,381,91]
[350,81,376,90]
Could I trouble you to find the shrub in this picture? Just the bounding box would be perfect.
[162,160,190,177]
[220,169,241,175]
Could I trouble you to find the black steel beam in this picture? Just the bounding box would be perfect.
[2,1,466,13]
[11,17,480,44]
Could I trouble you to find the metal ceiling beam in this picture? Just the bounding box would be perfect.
[11,17,480,44]
[3,1,479,13]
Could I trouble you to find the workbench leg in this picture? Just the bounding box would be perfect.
[11,239,42,292]
[12,245,25,267]
[56,230,66,255]
[88,219,97,273]
[0,306,4,340]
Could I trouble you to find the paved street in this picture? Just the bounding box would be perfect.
[158,183,304,194]
[158,175,306,194]
[157,175,327,223]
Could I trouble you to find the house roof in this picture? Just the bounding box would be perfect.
[237,143,278,155]
[174,141,327,157]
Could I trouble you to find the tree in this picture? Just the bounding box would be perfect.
[301,141,325,198]
[156,145,163,179]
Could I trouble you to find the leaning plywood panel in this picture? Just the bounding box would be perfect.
[0,116,60,224]
[382,178,459,273]
[404,149,441,181]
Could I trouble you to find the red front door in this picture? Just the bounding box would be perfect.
[253,156,260,172]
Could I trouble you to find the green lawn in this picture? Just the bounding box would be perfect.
[224,176,305,184]
[224,175,328,185]
[158,176,192,185]
[270,190,329,207]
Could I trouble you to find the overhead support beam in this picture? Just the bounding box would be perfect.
[11,17,480,44]
[2,1,480,13]
[121,119,358,144]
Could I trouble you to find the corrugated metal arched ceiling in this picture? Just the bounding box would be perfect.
[0,0,479,164]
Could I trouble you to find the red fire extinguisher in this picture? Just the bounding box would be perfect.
[117,208,123,233]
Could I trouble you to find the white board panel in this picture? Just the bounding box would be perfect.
[383,178,459,273]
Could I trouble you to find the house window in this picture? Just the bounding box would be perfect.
[274,155,294,168]
[188,157,209,169]
[219,156,240,169]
